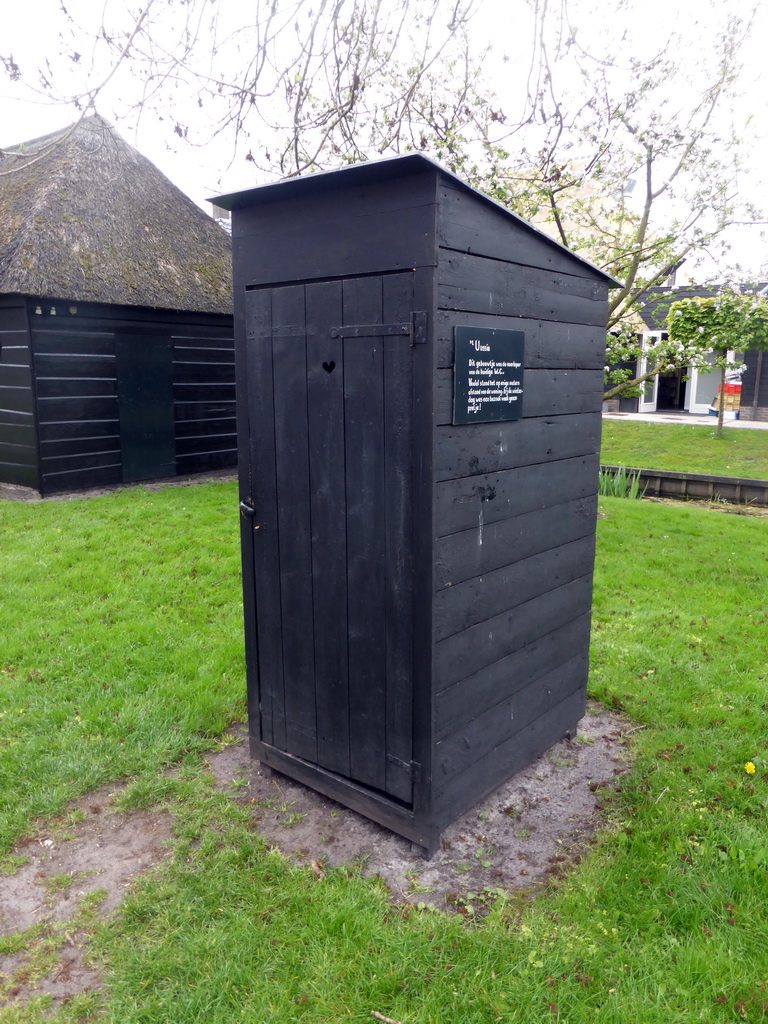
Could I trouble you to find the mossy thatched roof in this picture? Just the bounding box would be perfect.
[0,114,232,314]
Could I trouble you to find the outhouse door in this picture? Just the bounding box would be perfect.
[243,273,420,805]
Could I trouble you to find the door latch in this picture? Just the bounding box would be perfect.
[386,754,422,780]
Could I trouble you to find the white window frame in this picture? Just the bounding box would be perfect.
[638,332,661,412]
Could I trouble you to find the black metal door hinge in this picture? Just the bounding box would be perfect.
[331,323,409,339]
[411,311,427,345]
[330,312,427,345]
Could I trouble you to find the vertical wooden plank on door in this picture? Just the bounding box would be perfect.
[382,273,415,803]
[305,280,351,777]
[244,287,282,748]
[271,285,318,765]
[343,276,388,792]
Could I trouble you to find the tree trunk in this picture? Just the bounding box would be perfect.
[716,363,727,437]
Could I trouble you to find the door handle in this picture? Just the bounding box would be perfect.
[239,499,256,518]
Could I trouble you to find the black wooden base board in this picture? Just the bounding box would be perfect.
[251,739,440,856]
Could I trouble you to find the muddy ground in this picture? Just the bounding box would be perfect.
[0,704,633,1013]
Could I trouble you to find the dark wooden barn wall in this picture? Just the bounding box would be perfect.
[0,299,38,489]
[32,316,122,491]
[26,301,235,494]
[171,326,237,474]
[431,182,606,827]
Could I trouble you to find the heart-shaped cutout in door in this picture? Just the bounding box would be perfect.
[322,360,336,374]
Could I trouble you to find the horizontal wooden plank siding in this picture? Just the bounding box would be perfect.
[435,412,601,480]
[36,396,121,426]
[0,387,36,418]
[434,534,596,641]
[36,376,118,399]
[432,687,586,827]
[0,302,31,335]
[438,182,594,277]
[171,327,236,474]
[428,182,605,838]
[0,341,33,369]
[33,317,128,491]
[435,614,592,740]
[39,464,126,491]
[21,301,235,493]
[38,418,119,442]
[0,419,37,447]
[33,331,114,356]
[37,450,125,478]
[0,363,38,392]
[33,353,116,377]
[436,454,599,536]
[436,310,606,370]
[0,333,32,501]
[434,574,593,691]
[175,356,235,378]
[439,252,607,324]
[0,300,39,488]
[435,494,598,587]
[231,171,439,286]
[173,382,234,403]
[435,367,603,423]
[175,410,236,435]
[39,434,121,459]
[175,401,235,422]
[176,418,237,445]
[435,651,587,783]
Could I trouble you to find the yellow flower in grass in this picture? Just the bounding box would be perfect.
[744,762,756,775]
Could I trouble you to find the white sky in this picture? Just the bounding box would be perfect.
[2,0,767,275]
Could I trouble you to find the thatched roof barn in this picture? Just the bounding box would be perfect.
[0,114,232,312]
[0,115,236,495]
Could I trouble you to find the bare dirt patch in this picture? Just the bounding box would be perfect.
[206,702,632,910]
[0,702,632,1013]
[0,787,174,1014]
[0,789,173,936]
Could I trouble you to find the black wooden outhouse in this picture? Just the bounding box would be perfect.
[214,155,618,854]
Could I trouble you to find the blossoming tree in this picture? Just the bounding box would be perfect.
[666,293,768,435]
[602,328,719,405]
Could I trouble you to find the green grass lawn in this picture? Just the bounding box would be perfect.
[0,483,245,856]
[1,484,768,1023]
[600,419,768,479]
